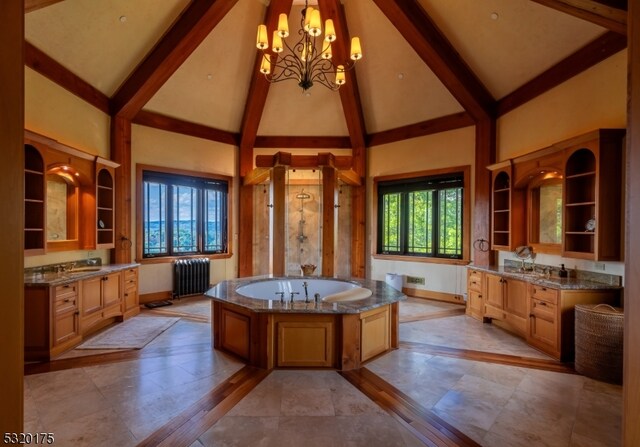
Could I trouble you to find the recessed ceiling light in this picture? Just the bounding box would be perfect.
[119,15,127,23]
[207,74,213,80]
[397,73,405,80]
[490,12,499,20]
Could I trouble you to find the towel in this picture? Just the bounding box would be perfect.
[322,287,372,303]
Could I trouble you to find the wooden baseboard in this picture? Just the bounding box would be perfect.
[139,290,172,304]
[402,287,465,305]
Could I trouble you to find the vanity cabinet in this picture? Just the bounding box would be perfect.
[122,267,140,318]
[80,272,122,334]
[466,269,484,320]
[562,129,624,261]
[484,274,527,337]
[25,282,82,361]
[526,284,619,361]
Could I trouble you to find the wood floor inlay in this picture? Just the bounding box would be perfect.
[400,340,576,374]
[399,307,466,323]
[137,365,271,447]
[340,367,481,447]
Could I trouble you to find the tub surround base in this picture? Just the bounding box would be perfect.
[207,277,404,370]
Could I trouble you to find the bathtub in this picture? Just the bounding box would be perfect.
[206,276,405,370]
[235,278,367,301]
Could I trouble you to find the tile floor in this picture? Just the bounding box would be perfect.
[24,297,623,446]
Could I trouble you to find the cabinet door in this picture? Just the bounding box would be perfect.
[467,290,483,319]
[102,272,121,308]
[80,276,103,331]
[54,310,79,345]
[503,278,527,318]
[485,274,504,308]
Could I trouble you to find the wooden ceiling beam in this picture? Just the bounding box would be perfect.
[497,31,626,116]
[367,112,475,147]
[318,0,368,155]
[373,0,495,121]
[530,0,627,35]
[110,0,239,119]
[238,0,293,177]
[25,0,65,13]
[25,41,110,114]
[133,110,239,146]
[253,135,352,149]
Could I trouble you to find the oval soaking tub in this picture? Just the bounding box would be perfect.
[236,278,371,302]
[206,276,404,371]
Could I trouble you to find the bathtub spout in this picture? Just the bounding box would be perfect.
[289,291,299,303]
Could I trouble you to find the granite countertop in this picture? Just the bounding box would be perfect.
[205,276,406,314]
[467,265,622,290]
[25,263,139,287]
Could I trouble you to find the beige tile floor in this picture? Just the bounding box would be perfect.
[24,297,623,446]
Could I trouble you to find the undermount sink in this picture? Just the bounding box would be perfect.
[69,267,102,273]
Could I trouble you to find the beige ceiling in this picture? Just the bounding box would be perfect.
[25,0,610,138]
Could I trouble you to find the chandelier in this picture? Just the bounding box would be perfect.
[255,1,363,91]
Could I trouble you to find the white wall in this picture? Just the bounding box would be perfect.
[368,126,476,295]
[131,124,238,295]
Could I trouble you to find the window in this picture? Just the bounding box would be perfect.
[376,171,466,259]
[140,168,229,258]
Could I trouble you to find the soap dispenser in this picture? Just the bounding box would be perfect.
[559,264,568,278]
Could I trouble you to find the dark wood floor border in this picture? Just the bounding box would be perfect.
[400,341,576,374]
[24,342,213,375]
[340,368,481,447]
[399,308,466,323]
[137,365,271,447]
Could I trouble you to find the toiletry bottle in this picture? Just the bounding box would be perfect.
[559,264,568,278]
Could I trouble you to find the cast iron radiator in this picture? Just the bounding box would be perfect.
[173,258,211,298]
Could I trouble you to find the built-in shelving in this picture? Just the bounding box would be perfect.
[490,163,525,250]
[24,144,45,255]
[96,167,115,248]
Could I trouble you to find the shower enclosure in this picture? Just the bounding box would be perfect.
[251,154,353,278]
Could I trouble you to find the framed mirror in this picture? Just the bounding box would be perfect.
[46,167,80,251]
[528,172,563,253]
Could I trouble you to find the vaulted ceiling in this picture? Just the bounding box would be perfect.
[24,0,627,150]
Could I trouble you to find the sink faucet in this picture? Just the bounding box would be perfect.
[302,281,309,303]
[289,291,299,303]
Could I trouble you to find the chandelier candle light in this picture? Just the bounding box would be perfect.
[256,1,363,91]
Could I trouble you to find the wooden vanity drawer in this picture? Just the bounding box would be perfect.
[531,298,556,322]
[467,270,483,292]
[54,283,78,300]
[124,267,138,281]
[529,284,558,305]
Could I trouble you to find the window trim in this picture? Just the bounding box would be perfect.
[135,164,233,264]
[372,165,471,264]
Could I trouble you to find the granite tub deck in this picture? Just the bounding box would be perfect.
[205,277,406,371]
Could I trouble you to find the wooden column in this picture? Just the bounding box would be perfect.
[0,0,24,432]
[351,143,366,278]
[271,166,286,276]
[322,166,337,276]
[625,2,640,444]
[473,118,496,266]
[110,116,133,263]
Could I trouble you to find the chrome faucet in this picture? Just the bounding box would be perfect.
[275,291,285,303]
[314,293,320,304]
[302,281,309,303]
[289,291,299,303]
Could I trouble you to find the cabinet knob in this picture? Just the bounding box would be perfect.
[124,293,128,297]
[75,311,80,315]
[63,284,70,288]
[478,295,482,298]
[529,314,535,318]
[539,301,547,306]
[541,287,547,291]
[64,298,70,303]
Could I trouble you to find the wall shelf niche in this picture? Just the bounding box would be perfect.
[488,161,525,251]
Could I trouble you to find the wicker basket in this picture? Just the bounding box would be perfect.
[575,304,624,384]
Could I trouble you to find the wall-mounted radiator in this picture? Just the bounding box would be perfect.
[173,258,211,298]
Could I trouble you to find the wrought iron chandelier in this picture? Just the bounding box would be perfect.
[255,1,363,91]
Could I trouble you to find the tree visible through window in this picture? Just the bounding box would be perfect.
[377,173,463,259]
[142,170,228,258]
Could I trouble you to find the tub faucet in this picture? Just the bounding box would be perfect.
[275,291,285,303]
[302,281,309,303]
[290,291,299,303]
[314,293,320,304]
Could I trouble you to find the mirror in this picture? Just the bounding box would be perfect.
[528,174,563,252]
[46,171,79,245]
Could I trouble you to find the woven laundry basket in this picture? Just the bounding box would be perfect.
[575,304,623,384]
